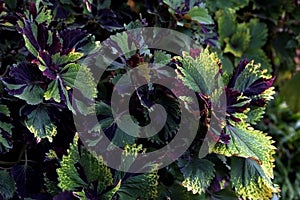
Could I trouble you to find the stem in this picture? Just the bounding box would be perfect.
[24,148,28,169]
[0,144,28,167]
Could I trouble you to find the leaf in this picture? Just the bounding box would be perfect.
[57,134,114,198]
[11,164,42,198]
[186,6,214,25]
[179,158,215,195]
[3,0,17,9]
[111,126,136,148]
[18,21,59,57]
[281,72,300,113]
[211,188,238,200]
[158,182,206,200]
[224,23,250,57]
[53,191,74,200]
[226,88,250,122]
[241,48,272,71]
[0,105,13,153]
[90,101,136,148]
[116,171,159,200]
[35,6,52,24]
[153,50,171,65]
[16,85,45,105]
[119,144,145,172]
[228,60,275,105]
[0,121,13,152]
[57,134,86,191]
[247,19,268,49]
[61,63,97,100]
[102,180,121,200]
[44,176,60,197]
[43,63,97,112]
[163,0,203,14]
[213,124,276,180]
[22,28,39,57]
[230,157,279,200]
[220,55,234,75]
[2,63,44,105]
[25,105,57,142]
[245,107,266,125]
[0,105,10,117]
[216,9,236,42]
[0,170,16,199]
[144,89,181,143]
[59,29,90,53]
[175,48,221,94]
[51,51,84,65]
[44,79,60,102]
[108,32,135,59]
[207,0,249,12]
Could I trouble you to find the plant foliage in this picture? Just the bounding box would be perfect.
[0,0,297,199]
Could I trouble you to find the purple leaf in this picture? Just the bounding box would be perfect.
[53,191,75,200]
[38,50,52,67]
[19,21,61,56]
[219,129,230,144]
[3,62,44,96]
[250,98,266,107]
[22,21,40,51]
[59,29,89,54]
[37,24,49,50]
[11,164,43,198]
[226,88,250,122]
[243,77,274,96]
[210,175,222,192]
[227,59,249,89]
[28,2,37,18]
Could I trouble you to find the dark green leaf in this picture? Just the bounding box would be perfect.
[179,158,215,195]
[216,9,236,42]
[224,24,250,57]
[0,105,13,152]
[25,106,57,142]
[247,19,268,49]
[0,170,16,199]
[117,172,159,200]
[281,72,300,113]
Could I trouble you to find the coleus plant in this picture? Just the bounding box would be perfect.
[0,0,280,199]
[207,0,300,113]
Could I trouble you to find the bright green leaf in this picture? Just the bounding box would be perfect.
[224,24,250,57]
[230,157,279,200]
[57,134,113,198]
[187,6,214,25]
[35,6,52,24]
[175,48,221,94]
[61,63,97,100]
[216,9,236,42]
[213,124,276,180]
[44,79,60,103]
[52,52,84,65]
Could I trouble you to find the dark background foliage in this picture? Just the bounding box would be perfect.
[0,0,299,199]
